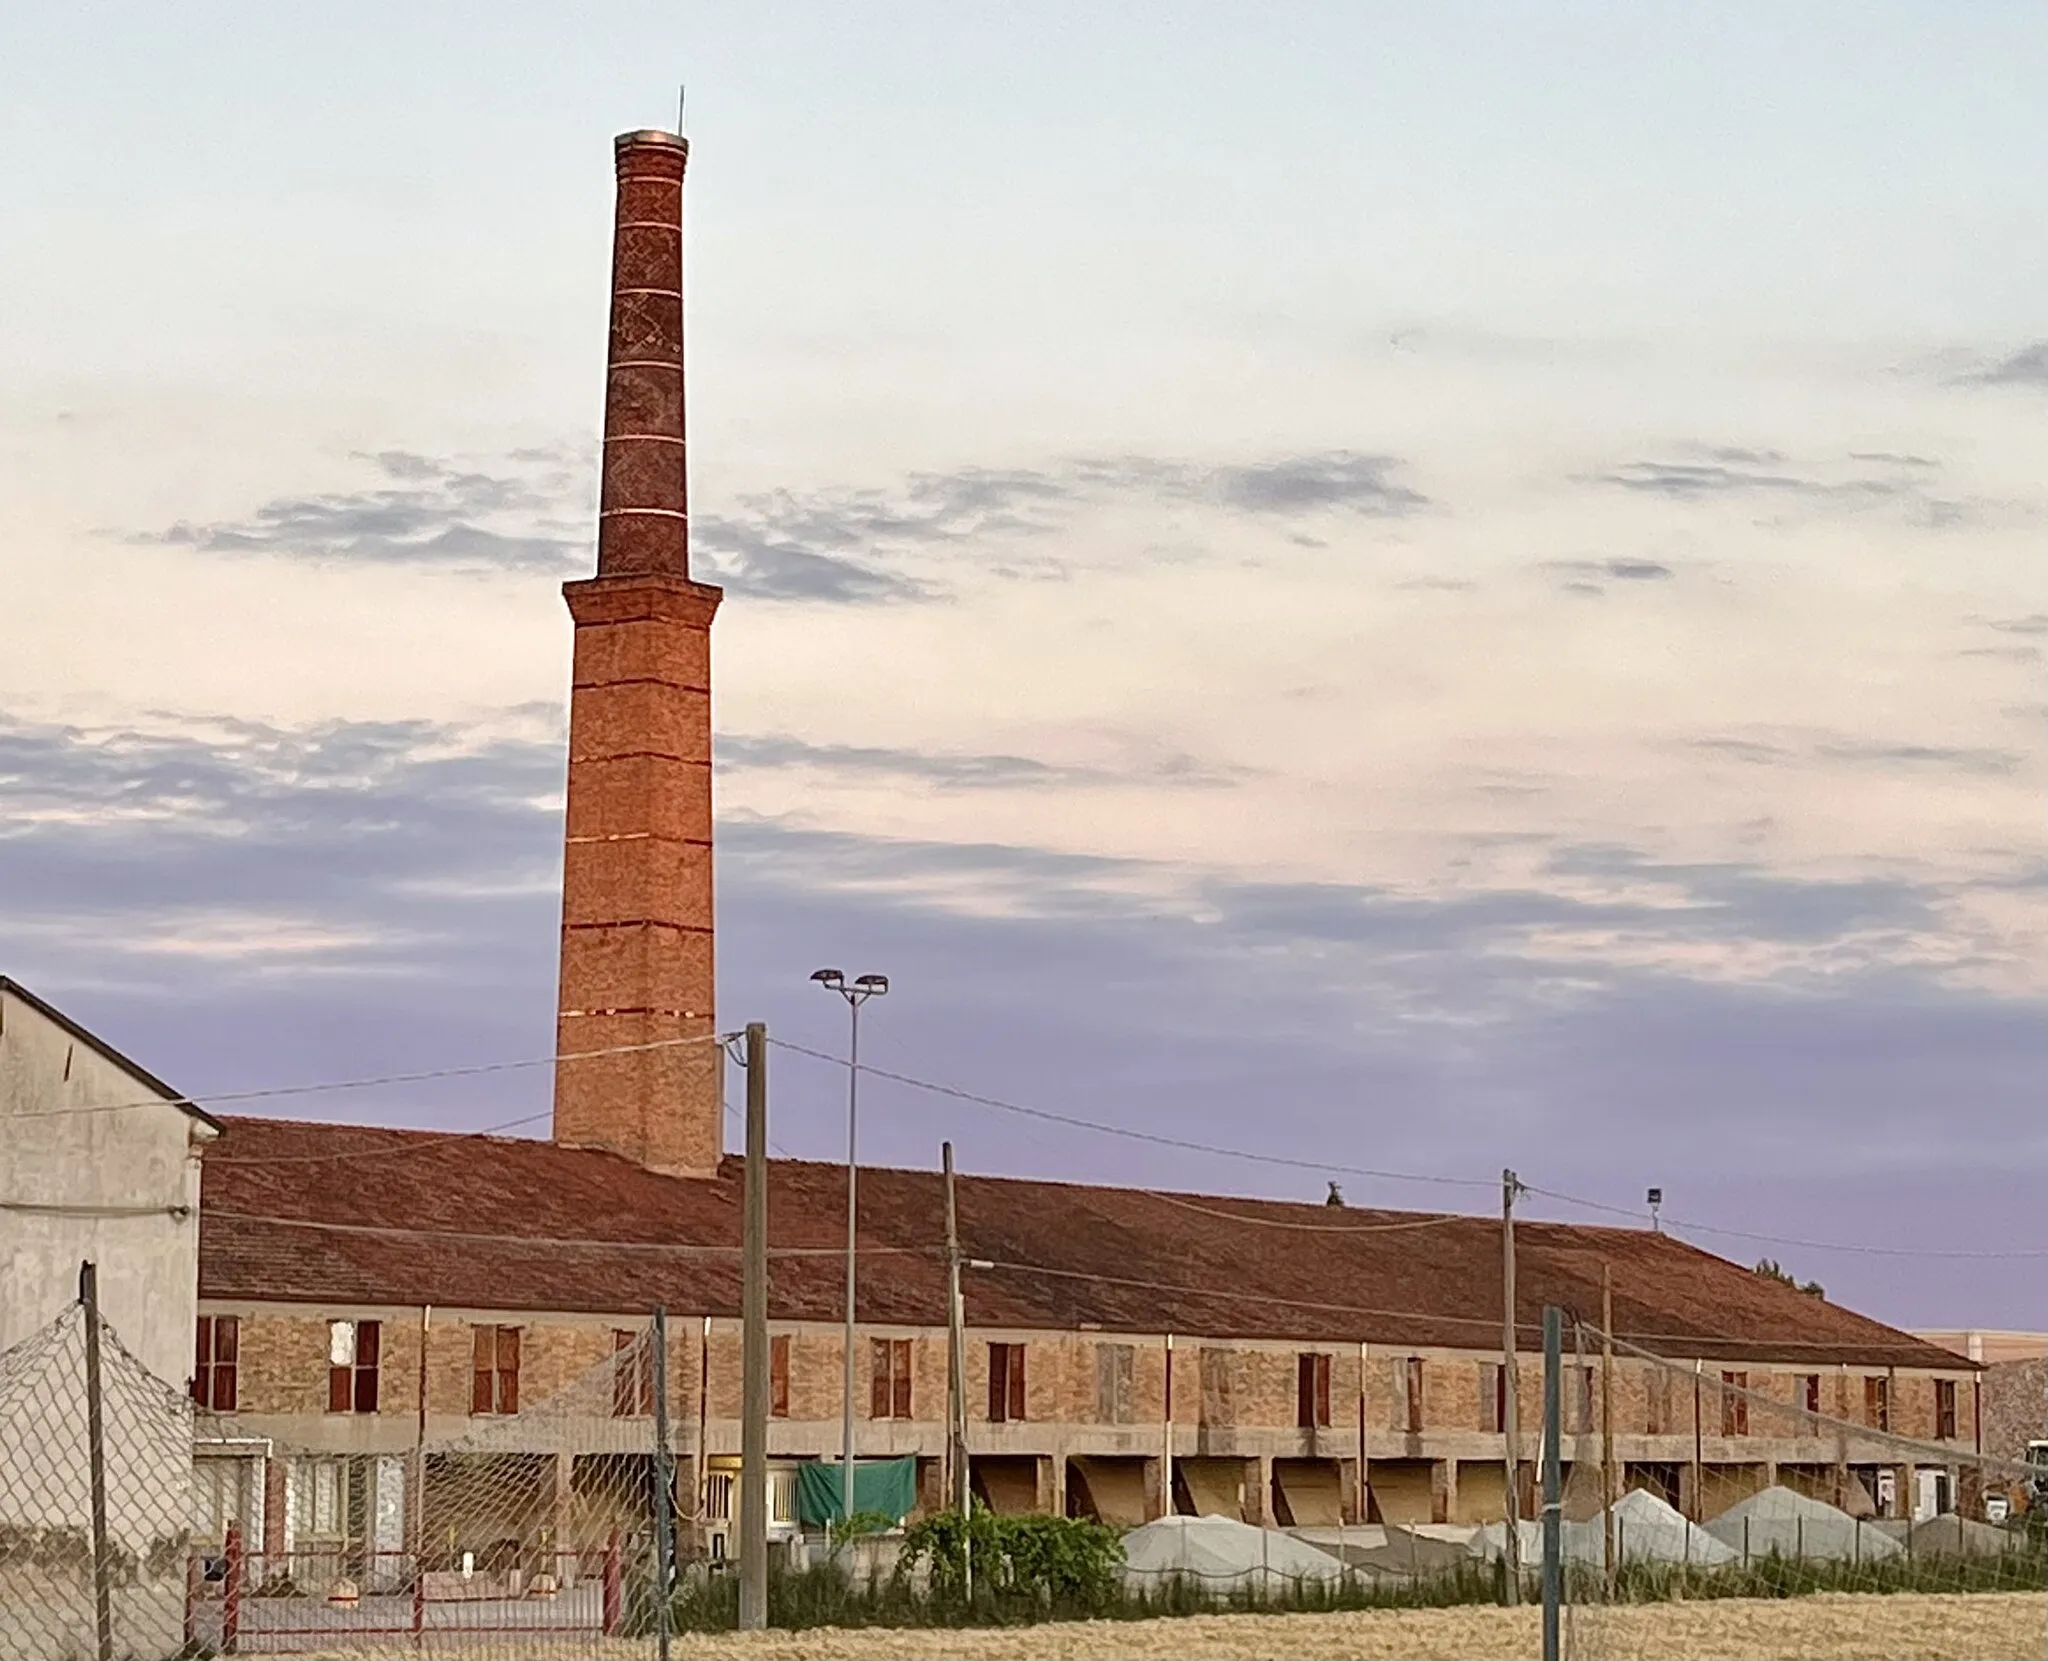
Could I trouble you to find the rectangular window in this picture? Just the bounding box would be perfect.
[1296,1352,1332,1429]
[770,1335,791,1419]
[1720,1371,1749,1437]
[870,1338,912,1419]
[1799,1373,1821,1416]
[611,1330,654,1418]
[327,1320,379,1414]
[1398,1356,1425,1433]
[1481,1362,1509,1433]
[1864,1375,1890,1432]
[1935,1379,1957,1441]
[1095,1343,1135,1424]
[471,1326,521,1416]
[192,1316,239,1412]
[988,1342,1027,1424]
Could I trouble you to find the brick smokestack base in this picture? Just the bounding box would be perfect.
[552,129,725,1177]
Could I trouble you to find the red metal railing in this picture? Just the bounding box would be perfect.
[190,1524,628,1653]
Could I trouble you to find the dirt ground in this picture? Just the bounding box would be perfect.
[282,1591,2047,1661]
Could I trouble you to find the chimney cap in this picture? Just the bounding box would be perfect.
[616,128,688,151]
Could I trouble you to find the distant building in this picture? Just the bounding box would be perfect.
[0,975,220,1382]
[1912,1331,2048,1367]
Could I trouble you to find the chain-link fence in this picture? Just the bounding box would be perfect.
[1545,1323,2048,1661]
[1,1286,687,1660]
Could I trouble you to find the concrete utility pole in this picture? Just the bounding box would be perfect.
[738,1023,769,1630]
[1501,1169,1524,1601]
[1601,1264,1617,1598]
[943,1144,970,1511]
[942,1143,974,1599]
[79,1262,113,1661]
[1541,1306,1564,1661]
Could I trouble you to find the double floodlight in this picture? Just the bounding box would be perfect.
[810,968,889,999]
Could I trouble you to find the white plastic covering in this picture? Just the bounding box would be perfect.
[1705,1485,1902,1562]
[1122,1515,1346,1593]
[1468,1488,1736,1567]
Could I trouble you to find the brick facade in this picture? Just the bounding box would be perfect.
[201,1301,1978,1528]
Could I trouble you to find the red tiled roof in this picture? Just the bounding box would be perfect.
[199,1115,1963,1370]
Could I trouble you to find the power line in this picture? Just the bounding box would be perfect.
[767,1037,1494,1192]
[11,1029,732,1122]
[1140,1189,1477,1236]
[1523,1183,2048,1262]
[203,1209,937,1260]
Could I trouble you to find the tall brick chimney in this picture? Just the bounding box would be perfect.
[552,128,724,1176]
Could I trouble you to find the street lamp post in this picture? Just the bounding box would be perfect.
[810,968,888,1534]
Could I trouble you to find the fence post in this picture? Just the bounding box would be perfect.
[651,1307,673,1659]
[223,1523,244,1655]
[78,1263,114,1661]
[603,1529,623,1635]
[411,1548,426,1642]
[184,1550,201,1653]
[1540,1305,1562,1661]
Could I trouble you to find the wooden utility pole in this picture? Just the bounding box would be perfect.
[1501,1169,1523,1601]
[739,1023,769,1630]
[1601,1266,1616,1597]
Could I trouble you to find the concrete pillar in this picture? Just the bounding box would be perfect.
[1244,1457,1270,1525]
[1431,1459,1458,1525]
[1049,1452,1067,1519]
[1341,1457,1363,1525]
[1893,1462,1914,1522]
[263,1458,288,1560]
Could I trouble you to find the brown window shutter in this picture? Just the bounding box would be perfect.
[1316,1354,1331,1427]
[329,1365,352,1414]
[893,1341,912,1419]
[498,1329,520,1415]
[195,1317,211,1377]
[1406,1357,1424,1432]
[870,1339,890,1419]
[216,1363,237,1413]
[357,1320,381,1368]
[770,1336,790,1418]
[1296,1355,1312,1428]
[1007,1347,1026,1423]
[988,1346,1005,1423]
[216,1317,238,1365]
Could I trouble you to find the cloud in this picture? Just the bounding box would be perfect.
[3,706,2040,1327]
[719,733,1254,791]
[1813,741,2022,777]
[1587,446,1970,525]
[1955,343,2048,389]
[134,446,1429,603]
[1687,731,2024,777]
[1542,557,1675,596]
[144,450,584,574]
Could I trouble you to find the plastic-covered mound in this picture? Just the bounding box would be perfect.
[1705,1485,1902,1562]
[1595,1487,1738,1565]
[1906,1514,2018,1558]
[1121,1515,1347,1593]
[1467,1490,1734,1569]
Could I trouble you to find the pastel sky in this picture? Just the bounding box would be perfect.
[2,4,2042,1330]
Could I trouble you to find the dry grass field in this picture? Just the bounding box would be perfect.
[283,1591,2047,1661]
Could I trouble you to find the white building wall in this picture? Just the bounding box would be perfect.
[0,981,215,1387]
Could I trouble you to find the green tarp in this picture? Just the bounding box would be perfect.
[795,1456,920,1527]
